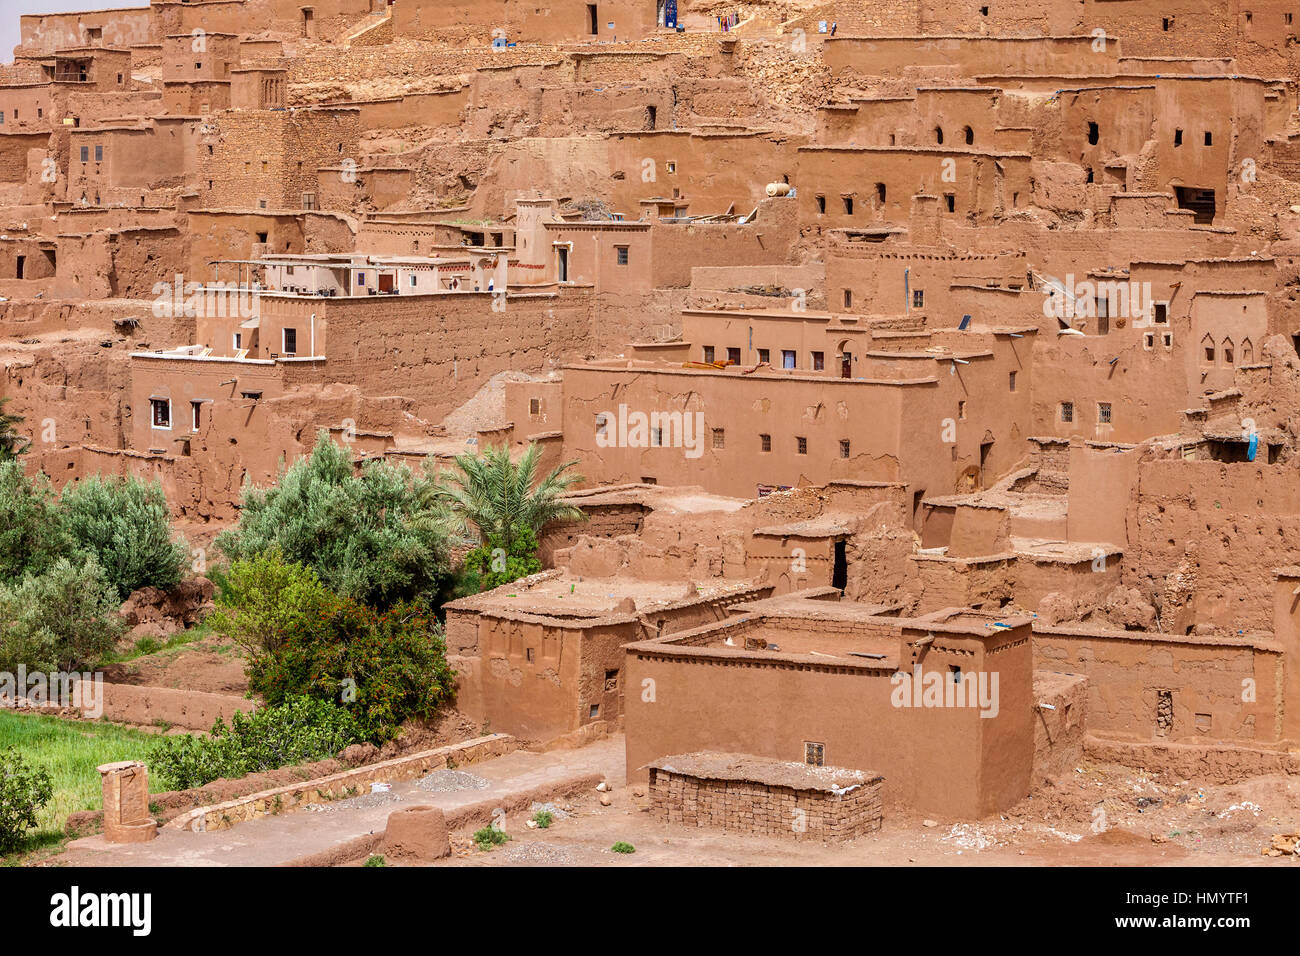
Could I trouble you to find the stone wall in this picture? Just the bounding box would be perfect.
[648,752,883,844]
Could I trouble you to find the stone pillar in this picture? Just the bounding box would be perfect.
[97,761,157,843]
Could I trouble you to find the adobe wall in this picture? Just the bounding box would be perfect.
[18,9,154,54]
[1032,624,1284,744]
[1127,458,1300,634]
[288,288,595,422]
[625,618,1033,817]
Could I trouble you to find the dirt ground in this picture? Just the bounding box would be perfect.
[100,635,249,696]
[432,754,1300,867]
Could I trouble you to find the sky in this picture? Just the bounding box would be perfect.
[1,0,148,64]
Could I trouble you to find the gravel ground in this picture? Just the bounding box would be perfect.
[302,790,403,813]
[502,842,574,865]
[416,769,492,792]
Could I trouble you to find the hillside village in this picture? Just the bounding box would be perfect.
[1,0,1300,874]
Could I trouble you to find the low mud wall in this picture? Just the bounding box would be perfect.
[166,734,517,833]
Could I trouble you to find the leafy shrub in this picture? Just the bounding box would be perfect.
[210,552,335,658]
[246,592,457,742]
[459,527,544,594]
[611,841,635,854]
[0,747,53,853]
[531,810,554,829]
[58,474,188,602]
[0,556,125,673]
[364,854,387,867]
[217,434,448,608]
[473,826,511,851]
[0,461,68,586]
[148,696,364,791]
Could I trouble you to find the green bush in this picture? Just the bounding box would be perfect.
[0,556,126,673]
[531,809,554,829]
[459,527,544,594]
[250,596,456,742]
[210,552,335,658]
[611,841,635,854]
[216,434,449,609]
[148,696,364,791]
[364,854,387,867]
[0,461,68,586]
[473,826,511,851]
[0,747,54,853]
[58,474,188,603]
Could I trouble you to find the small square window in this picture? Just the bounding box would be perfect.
[782,349,796,369]
[1009,371,1017,391]
[958,400,967,420]
[1154,303,1168,323]
[588,704,599,719]
[839,439,850,458]
[1098,402,1112,424]
[842,195,854,214]
[812,351,825,371]
[615,245,629,265]
[651,427,663,446]
[526,648,535,663]
[703,345,715,363]
[1174,128,1183,147]
[912,290,924,309]
[945,193,955,213]
[282,327,297,355]
[804,741,825,766]
[94,144,103,162]
[666,161,676,173]
[1204,131,1213,146]
[1144,332,1155,349]
[843,289,852,309]
[529,397,541,416]
[1162,332,1173,348]
[79,146,89,162]
[760,433,771,452]
[757,348,770,364]
[726,347,741,365]
[712,428,725,449]
[150,398,171,429]
[796,436,808,455]
[1060,401,1074,423]
[815,194,826,214]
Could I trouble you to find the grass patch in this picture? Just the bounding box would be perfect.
[97,617,217,667]
[0,711,158,842]
[473,826,511,851]
[531,810,553,829]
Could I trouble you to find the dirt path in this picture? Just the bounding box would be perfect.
[53,735,1300,867]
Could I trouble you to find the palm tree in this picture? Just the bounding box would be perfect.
[424,443,585,553]
[0,398,29,462]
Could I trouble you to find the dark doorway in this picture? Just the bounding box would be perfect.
[840,352,852,378]
[979,441,994,489]
[557,246,569,282]
[646,105,657,130]
[832,539,848,591]
[588,4,598,34]
[1174,186,1216,224]
[15,255,24,280]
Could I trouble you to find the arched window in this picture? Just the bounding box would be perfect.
[963,125,974,145]
[1201,333,1216,365]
